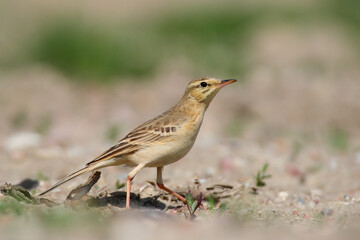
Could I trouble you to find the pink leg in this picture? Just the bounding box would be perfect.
[126,176,132,209]
[156,167,186,203]
[126,164,145,209]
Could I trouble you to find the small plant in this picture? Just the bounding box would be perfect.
[218,202,228,213]
[185,191,202,220]
[254,163,271,187]
[206,195,228,213]
[207,195,215,210]
[36,171,49,182]
[0,184,34,204]
[115,180,125,190]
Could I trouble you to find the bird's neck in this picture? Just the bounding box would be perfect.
[175,96,207,118]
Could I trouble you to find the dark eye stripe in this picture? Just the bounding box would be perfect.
[203,89,210,94]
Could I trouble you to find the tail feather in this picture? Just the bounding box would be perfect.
[38,166,95,196]
[39,157,123,196]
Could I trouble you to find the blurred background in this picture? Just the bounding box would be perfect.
[1,0,360,238]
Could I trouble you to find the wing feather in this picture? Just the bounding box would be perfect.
[86,126,177,166]
[86,107,187,166]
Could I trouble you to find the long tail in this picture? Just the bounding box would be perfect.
[38,165,98,196]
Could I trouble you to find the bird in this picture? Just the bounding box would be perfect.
[39,77,237,208]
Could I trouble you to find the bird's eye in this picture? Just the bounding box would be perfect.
[200,82,207,87]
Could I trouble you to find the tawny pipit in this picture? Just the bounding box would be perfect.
[40,77,236,208]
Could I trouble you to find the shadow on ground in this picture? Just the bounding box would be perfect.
[89,191,181,210]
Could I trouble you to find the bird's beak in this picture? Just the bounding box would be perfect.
[215,79,237,88]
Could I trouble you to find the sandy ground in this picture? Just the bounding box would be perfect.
[1,66,360,239]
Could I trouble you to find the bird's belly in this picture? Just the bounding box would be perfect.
[128,137,195,168]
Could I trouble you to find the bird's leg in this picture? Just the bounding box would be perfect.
[156,167,186,203]
[126,164,145,209]
[126,176,132,209]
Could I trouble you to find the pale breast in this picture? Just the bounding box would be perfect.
[128,114,203,167]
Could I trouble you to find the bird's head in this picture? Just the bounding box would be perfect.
[183,77,237,106]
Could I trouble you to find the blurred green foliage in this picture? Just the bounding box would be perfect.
[12,110,28,128]
[0,197,104,230]
[155,8,257,76]
[329,0,360,32]
[327,127,349,151]
[3,1,359,83]
[35,114,53,135]
[29,19,159,82]
[226,118,248,137]
[37,206,103,229]
[24,8,259,82]
[0,198,25,216]
[105,124,121,142]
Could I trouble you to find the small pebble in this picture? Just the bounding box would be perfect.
[297,197,305,205]
[278,191,289,201]
[343,195,351,202]
[311,189,323,198]
[321,208,333,216]
[66,146,84,157]
[355,151,360,164]
[198,178,207,184]
[308,201,316,209]
[36,146,62,158]
[219,157,234,172]
[139,184,149,192]
[329,157,338,171]
[204,167,215,177]
[4,132,42,151]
